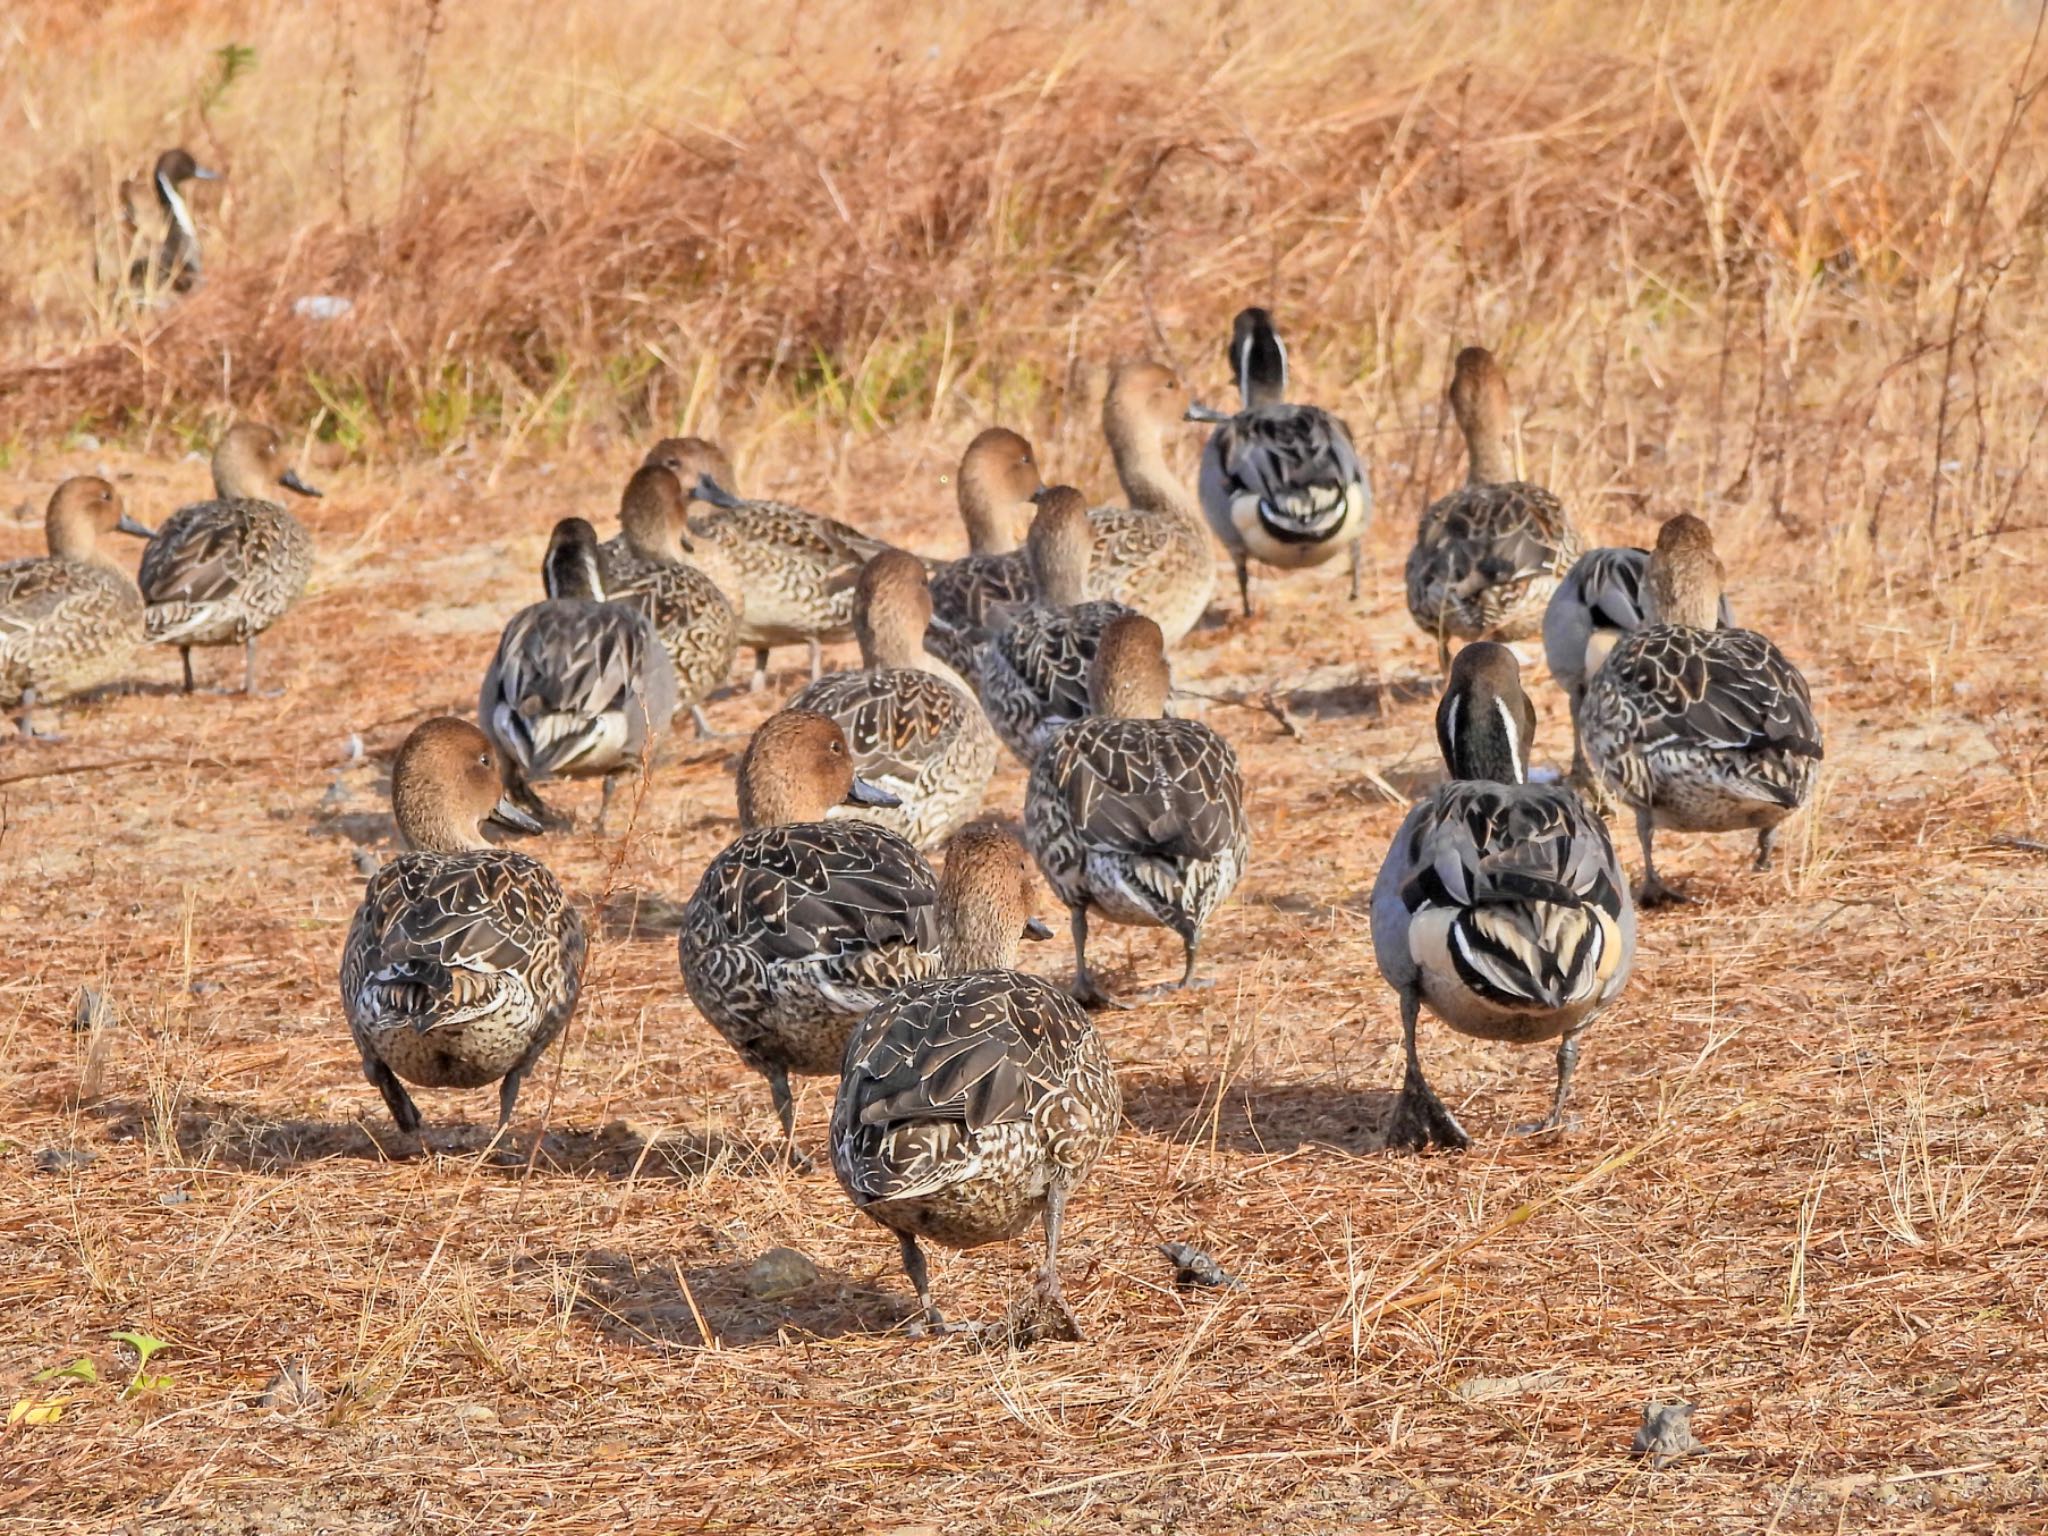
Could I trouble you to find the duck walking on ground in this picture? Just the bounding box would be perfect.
[1087,361,1215,643]
[925,427,1045,683]
[1370,644,1635,1151]
[1025,613,1249,1008]
[679,709,938,1167]
[1405,348,1581,673]
[139,422,321,694]
[1579,514,1822,905]
[1186,308,1371,617]
[790,551,997,850]
[341,717,585,1140]
[596,464,739,737]
[0,478,154,739]
[832,822,1120,1337]
[479,517,679,831]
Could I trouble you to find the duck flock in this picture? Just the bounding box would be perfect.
[1,293,1823,1335]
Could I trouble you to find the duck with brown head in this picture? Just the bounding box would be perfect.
[478,517,680,832]
[1370,643,1635,1151]
[341,717,586,1142]
[0,478,154,738]
[1085,360,1216,642]
[1186,308,1372,617]
[1404,347,1583,674]
[832,821,1120,1338]
[923,426,1045,683]
[788,550,998,849]
[678,708,939,1168]
[1578,514,1822,905]
[139,422,321,694]
[1023,613,1250,1008]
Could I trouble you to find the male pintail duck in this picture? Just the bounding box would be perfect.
[596,464,739,737]
[976,486,1138,767]
[1370,643,1635,1151]
[678,708,937,1167]
[1543,545,1734,798]
[478,517,679,831]
[1025,613,1248,1008]
[1405,348,1582,673]
[139,422,321,694]
[1087,361,1215,643]
[1578,515,1821,905]
[924,427,1044,682]
[790,550,997,850]
[832,821,1118,1337]
[1186,308,1371,617]
[126,147,219,295]
[340,716,586,1140]
[0,478,154,738]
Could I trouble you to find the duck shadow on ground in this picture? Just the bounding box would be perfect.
[601,888,692,940]
[526,1247,910,1350]
[1121,1074,1398,1157]
[98,1098,754,1181]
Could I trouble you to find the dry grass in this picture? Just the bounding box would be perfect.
[3,1,2048,1531]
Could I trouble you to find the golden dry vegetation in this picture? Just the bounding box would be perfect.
[3,0,2048,1531]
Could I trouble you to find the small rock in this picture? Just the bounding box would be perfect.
[352,849,381,877]
[319,780,349,810]
[340,733,364,765]
[292,295,354,321]
[70,432,102,452]
[1159,1241,1242,1290]
[1632,1400,1706,1468]
[72,987,114,1034]
[33,1147,97,1174]
[189,979,222,997]
[259,1359,325,1414]
[158,1190,191,1206]
[744,1246,819,1300]
[452,1402,498,1424]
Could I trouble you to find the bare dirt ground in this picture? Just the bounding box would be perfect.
[2,411,2044,1535]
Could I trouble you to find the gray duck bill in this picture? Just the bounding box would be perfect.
[1023,916,1054,940]
[1183,401,1233,424]
[488,796,546,835]
[844,776,902,809]
[279,469,324,498]
[115,513,156,539]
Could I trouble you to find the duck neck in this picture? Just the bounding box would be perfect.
[1438,687,1527,785]
[939,911,1019,975]
[156,172,200,276]
[957,477,1019,557]
[1237,330,1288,411]
[859,616,925,671]
[1106,413,1195,522]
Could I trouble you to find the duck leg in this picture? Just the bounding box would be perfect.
[808,638,823,681]
[594,770,627,835]
[364,1056,425,1141]
[14,690,62,743]
[1068,907,1130,1011]
[1634,806,1688,907]
[749,647,770,693]
[897,1232,946,1334]
[767,1068,814,1172]
[1034,1183,1084,1340]
[180,646,196,694]
[1234,555,1253,619]
[1436,633,1452,678]
[690,704,717,739]
[1147,927,1215,998]
[1754,821,1782,872]
[1512,1035,1581,1137]
[496,1066,528,1131]
[1349,539,1363,602]
[1384,987,1470,1152]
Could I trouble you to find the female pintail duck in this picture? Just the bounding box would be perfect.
[1543,545,1734,798]
[1405,348,1582,673]
[924,427,1044,683]
[139,422,321,694]
[1370,643,1634,1151]
[639,436,898,690]
[1578,515,1821,906]
[0,478,154,738]
[596,464,739,737]
[976,487,1138,768]
[1024,613,1249,1009]
[341,716,585,1140]
[127,147,219,295]
[1185,308,1371,617]
[832,821,1117,1337]
[789,551,997,850]
[1087,361,1215,643]
[478,517,679,832]
[678,708,937,1167]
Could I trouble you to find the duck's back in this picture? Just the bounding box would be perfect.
[1406,482,1579,642]
[690,500,894,645]
[1083,503,1213,643]
[481,598,677,778]
[789,667,996,849]
[980,599,1132,764]
[140,498,313,643]
[0,556,141,703]
[926,549,1032,679]
[597,544,738,705]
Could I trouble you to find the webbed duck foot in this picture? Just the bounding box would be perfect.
[1384,1077,1471,1154]
[1636,875,1691,909]
[1073,978,1134,1012]
[1510,1112,1579,1138]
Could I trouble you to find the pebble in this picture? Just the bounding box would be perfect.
[744,1246,819,1300]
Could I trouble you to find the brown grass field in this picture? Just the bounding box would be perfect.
[4,0,2048,1530]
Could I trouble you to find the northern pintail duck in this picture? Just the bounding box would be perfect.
[924,427,1044,682]
[1405,348,1582,673]
[1087,361,1215,643]
[1543,545,1734,797]
[1370,643,1634,1151]
[0,478,154,738]
[341,716,586,1138]
[127,148,219,295]
[1025,613,1249,1008]
[832,821,1118,1336]
[976,487,1137,767]
[789,551,997,850]
[478,517,679,831]
[1578,515,1822,905]
[640,436,897,690]
[596,464,739,736]
[678,708,937,1166]
[139,422,321,694]
[1186,308,1371,617]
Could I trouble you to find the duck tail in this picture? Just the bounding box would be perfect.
[1448,899,1609,1012]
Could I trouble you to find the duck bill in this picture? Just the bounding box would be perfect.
[115,513,156,539]
[1022,917,1054,941]
[1184,401,1232,424]
[844,776,901,809]
[279,469,324,498]
[487,796,545,836]
[191,166,221,182]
